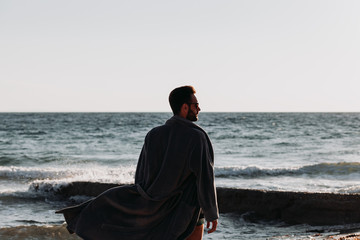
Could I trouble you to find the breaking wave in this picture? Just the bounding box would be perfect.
[3,161,360,184]
[0,165,136,183]
[215,162,360,179]
[2,162,360,202]
[0,166,72,181]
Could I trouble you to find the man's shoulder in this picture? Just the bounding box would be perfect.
[173,121,208,142]
[147,124,170,136]
[190,127,208,142]
[147,116,208,138]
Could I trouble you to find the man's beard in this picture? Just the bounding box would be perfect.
[186,109,198,122]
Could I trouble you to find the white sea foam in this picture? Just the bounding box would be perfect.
[214,162,360,179]
[0,166,72,181]
[0,165,136,184]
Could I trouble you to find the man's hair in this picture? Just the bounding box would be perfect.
[169,86,196,115]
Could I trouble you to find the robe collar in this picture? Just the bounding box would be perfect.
[166,115,207,135]
[166,115,198,127]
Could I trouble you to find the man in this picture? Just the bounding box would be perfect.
[57,86,218,239]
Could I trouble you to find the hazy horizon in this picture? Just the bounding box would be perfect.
[1,111,359,114]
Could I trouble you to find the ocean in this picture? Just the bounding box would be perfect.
[1,112,360,239]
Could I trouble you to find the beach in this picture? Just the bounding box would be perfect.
[2,216,360,240]
[1,112,360,239]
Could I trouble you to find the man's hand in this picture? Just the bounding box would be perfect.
[206,219,218,234]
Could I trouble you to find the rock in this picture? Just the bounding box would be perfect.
[46,182,360,226]
[216,188,360,225]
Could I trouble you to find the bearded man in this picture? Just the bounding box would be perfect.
[57,85,218,240]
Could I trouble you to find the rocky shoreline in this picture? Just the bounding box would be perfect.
[216,187,360,226]
[44,182,360,226]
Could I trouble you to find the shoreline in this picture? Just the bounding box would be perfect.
[37,181,360,226]
[1,222,360,240]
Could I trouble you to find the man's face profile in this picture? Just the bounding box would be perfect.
[186,94,200,122]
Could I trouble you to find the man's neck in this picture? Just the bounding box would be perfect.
[176,113,187,119]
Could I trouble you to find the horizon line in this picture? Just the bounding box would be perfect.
[1,111,359,113]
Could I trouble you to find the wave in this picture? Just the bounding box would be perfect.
[2,161,360,186]
[0,166,73,181]
[27,181,120,200]
[2,162,360,202]
[0,165,135,201]
[0,155,35,166]
[0,165,136,201]
[0,184,93,205]
[24,162,360,199]
[215,162,360,179]
[0,165,136,183]
[18,130,48,136]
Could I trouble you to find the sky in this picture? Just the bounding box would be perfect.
[1,0,359,112]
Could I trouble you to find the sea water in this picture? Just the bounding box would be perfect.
[1,112,360,239]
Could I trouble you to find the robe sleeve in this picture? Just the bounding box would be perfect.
[135,131,150,185]
[189,131,219,222]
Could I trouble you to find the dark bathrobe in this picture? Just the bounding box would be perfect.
[56,115,218,240]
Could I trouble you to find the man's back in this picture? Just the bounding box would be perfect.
[134,115,217,239]
[135,115,206,199]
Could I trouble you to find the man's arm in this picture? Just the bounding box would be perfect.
[189,132,219,224]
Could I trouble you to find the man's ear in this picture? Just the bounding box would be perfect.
[179,103,188,118]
